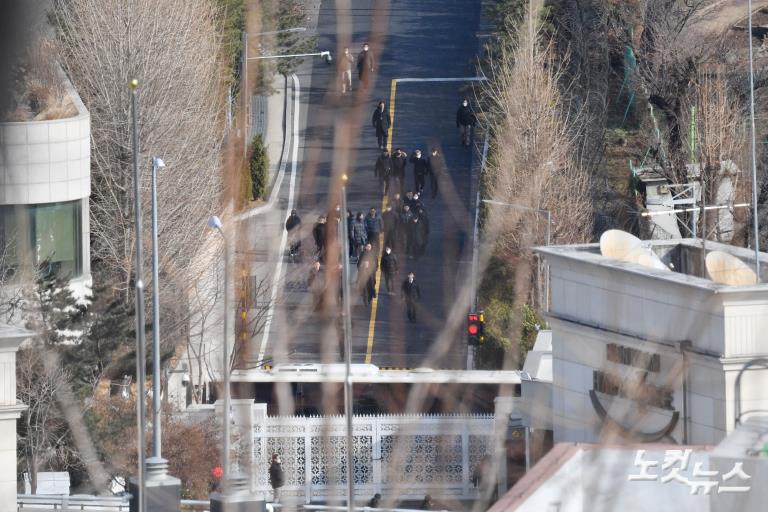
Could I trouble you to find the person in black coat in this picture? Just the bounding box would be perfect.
[416,208,430,244]
[400,205,414,253]
[409,149,430,194]
[380,246,398,293]
[357,243,376,271]
[285,209,302,258]
[357,259,377,306]
[368,493,382,508]
[427,148,443,199]
[382,205,397,249]
[456,98,476,146]
[269,454,285,502]
[312,215,327,262]
[411,192,424,213]
[357,42,375,88]
[392,148,408,194]
[350,212,368,260]
[374,150,393,195]
[343,209,353,256]
[401,272,421,322]
[307,260,324,311]
[371,100,391,149]
[412,215,429,258]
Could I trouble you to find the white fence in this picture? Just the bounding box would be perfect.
[226,402,497,502]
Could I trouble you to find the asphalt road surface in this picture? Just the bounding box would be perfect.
[259,0,483,369]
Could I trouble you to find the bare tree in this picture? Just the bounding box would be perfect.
[682,65,748,241]
[482,0,593,309]
[608,0,711,183]
[0,240,24,324]
[52,0,225,297]
[17,348,80,494]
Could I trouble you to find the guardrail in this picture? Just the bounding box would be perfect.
[17,494,129,510]
[17,495,210,511]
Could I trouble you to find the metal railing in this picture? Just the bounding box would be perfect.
[17,495,210,511]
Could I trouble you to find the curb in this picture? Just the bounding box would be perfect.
[236,73,295,221]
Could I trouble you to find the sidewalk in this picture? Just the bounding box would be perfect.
[250,73,287,196]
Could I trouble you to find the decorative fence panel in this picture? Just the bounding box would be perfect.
[248,410,495,502]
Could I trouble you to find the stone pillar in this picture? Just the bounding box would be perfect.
[128,460,181,512]
[210,400,265,510]
[0,325,31,505]
[493,396,517,498]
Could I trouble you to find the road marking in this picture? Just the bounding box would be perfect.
[364,76,487,365]
[364,79,397,364]
[257,73,300,364]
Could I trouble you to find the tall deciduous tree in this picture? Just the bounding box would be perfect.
[52,0,225,297]
[483,0,592,308]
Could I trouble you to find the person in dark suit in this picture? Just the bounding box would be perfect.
[371,100,391,149]
[401,272,421,322]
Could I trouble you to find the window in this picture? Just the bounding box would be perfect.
[0,200,82,280]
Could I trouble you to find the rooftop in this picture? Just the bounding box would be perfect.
[536,238,768,294]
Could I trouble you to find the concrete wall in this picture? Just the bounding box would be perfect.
[0,327,30,508]
[541,242,768,445]
[0,82,90,206]
[0,73,91,288]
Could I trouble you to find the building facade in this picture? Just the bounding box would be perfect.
[536,239,768,446]
[1,73,91,293]
[0,324,30,506]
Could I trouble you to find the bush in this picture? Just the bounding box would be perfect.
[475,254,545,369]
[249,134,268,200]
[215,0,246,86]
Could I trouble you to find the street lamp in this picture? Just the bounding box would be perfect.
[240,27,321,157]
[207,215,231,486]
[149,157,166,474]
[481,199,552,311]
[128,78,147,512]
[251,27,307,37]
[747,0,761,279]
[248,50,333,64]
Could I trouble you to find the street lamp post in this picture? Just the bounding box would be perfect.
[748,0,761,280]
[481,199,552,310]
[149,157,166,466]
[252,27,307,37]
[248,50,333,64]
[128,79,147,512]
[242,27,310,159]
[208,216,231,485]
[340,177,354,512]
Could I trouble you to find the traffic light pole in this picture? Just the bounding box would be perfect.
[340,181,355,512]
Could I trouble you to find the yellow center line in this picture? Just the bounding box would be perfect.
[364,79,398,364]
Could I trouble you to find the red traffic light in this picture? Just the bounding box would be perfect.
[468,314,479,322]
[468,324,479,335]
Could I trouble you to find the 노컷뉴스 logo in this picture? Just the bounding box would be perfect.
[628,449,751,495]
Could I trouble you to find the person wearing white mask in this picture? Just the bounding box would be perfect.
[456,98,476,147]
[357,42,375,88]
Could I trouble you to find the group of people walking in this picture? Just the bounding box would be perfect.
[340,42,375,94]
[282,42,479,328]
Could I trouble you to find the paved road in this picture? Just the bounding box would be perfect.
[255,0,483,369]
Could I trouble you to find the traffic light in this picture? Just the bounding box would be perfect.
[468,311,486,346]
